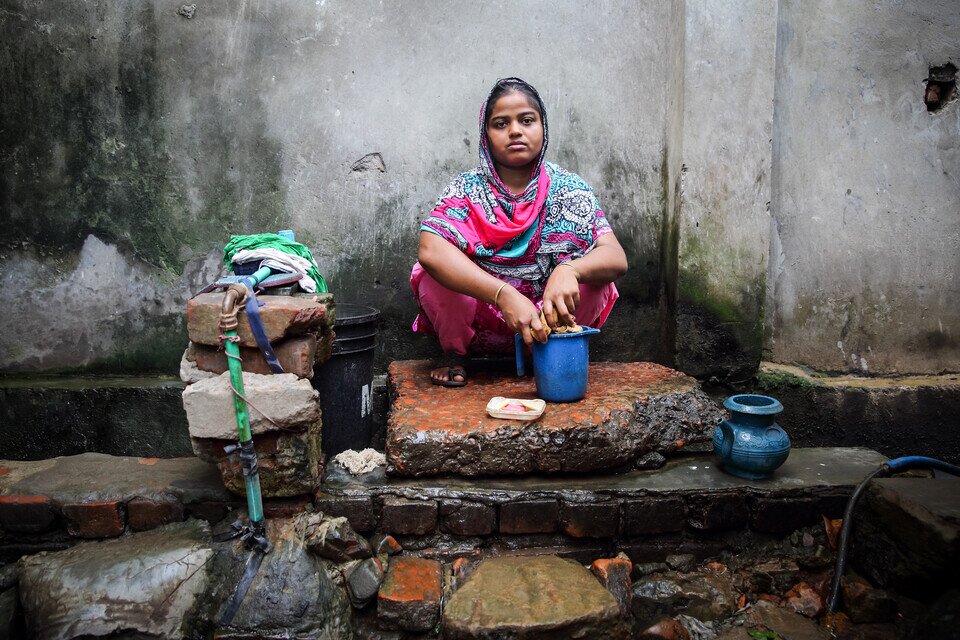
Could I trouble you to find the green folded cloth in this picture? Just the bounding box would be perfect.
[223,233,329,293]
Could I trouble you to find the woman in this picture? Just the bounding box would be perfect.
[411,77,628,386]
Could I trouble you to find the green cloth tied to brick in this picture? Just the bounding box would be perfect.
[223,233,329,293]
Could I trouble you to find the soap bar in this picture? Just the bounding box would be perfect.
[486,396,546,420]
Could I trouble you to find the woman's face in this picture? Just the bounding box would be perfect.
[486,91,544,170]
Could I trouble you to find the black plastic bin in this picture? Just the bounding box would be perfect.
[312,303,380,457]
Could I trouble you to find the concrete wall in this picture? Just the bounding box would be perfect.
[1,0,677,372]
[1,0,957,378]
[769,0,960,374]
[677,0,778,381]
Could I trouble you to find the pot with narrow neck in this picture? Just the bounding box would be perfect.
[713,394,790,480]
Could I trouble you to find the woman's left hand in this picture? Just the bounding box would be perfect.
[542,263,580,327]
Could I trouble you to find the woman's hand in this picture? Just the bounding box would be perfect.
[498,286,547,345]
[542,263,581,328]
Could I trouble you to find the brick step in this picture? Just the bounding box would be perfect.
[318,447,887,563]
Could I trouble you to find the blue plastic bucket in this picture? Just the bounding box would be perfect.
[515,327,600,402]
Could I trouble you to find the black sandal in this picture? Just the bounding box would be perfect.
[430,353,468,387]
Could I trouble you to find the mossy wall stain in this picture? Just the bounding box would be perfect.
[0,3,289,272]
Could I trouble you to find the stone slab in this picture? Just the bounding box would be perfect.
[182,371,321,440]
[0,453,232,506]
[17,520,213,639]
[187,336,319,379]
[386,360,724,477]
[377,557,442,632]
[851,477,960,600]
[187,292,330,348]
[442,555,624,639]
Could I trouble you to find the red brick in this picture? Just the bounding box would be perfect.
[591,557,633,615]
[499,500,558,534]
[378,557,442,631]
[0,495,57,533]
[263,495,311,519]
[127,497,185,532]
[440,501,496,536]
[371,533,403,556]
[560,501,619,538]
[187,292,329,348]
[381,497,437,535]
[314,493,376,532]
[63,501,125,538]
[623,497,686,535]
[751,497,815,534]
[189,336,317,378]
[686,492,749,531]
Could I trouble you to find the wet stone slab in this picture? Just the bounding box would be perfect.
[386,360,724,477]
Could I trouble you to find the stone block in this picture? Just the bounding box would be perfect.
[63,501,125,538]
[127,497,185,532]
[751,497,815,534]
[443,556,623,639]
[440,500,496,536]
[378,557,442,632]
[590,556,632,616]
[345,556,385,608]
[182,371,320,440]
[314,493,376,533]
[622,497,686,535]
[187,336,318,379]
[386,361,723,477]
[686,492,749,531]
[499,500,558,534]
[187,292,329,348]
[192,424,322,498]
[381,497,437,535]
[0,495,56,534]
[560,501,619,538]
[17,521,213,639]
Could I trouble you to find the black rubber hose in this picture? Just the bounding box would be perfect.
[827,456,960,614]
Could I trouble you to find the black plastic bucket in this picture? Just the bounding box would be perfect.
[313,303,380,457]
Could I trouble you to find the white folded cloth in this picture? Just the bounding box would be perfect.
[232,248,317,292]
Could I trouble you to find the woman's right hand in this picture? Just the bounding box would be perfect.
[497,286,548,346]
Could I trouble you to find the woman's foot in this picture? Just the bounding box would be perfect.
[430,353,468,387]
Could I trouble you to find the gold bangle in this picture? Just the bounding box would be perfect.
[557,262,580,279]
[493,282,508,307]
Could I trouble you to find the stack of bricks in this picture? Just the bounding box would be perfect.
[181,291,335,497]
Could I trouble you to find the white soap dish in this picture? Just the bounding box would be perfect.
[486,397,546,420]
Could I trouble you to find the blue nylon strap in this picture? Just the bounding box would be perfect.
[243,286,285,374]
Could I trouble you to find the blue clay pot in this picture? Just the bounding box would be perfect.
[713,394,790,480]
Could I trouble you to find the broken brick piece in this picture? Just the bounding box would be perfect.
[0,495,57,534]
[591,556,633,615]
[378,557,442,632]
[127,497,185,532]
[499,500,558,534]
[63,501,125,538]
[371,533,403,556]
[561,501,619,538]
[380,497,437,535]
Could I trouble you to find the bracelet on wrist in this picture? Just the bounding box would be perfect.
[556,262,580,280]
[493,282,508,307]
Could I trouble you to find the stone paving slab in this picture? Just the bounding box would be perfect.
[386,360,724,477]
[0,453,231,505]
[442,555,625,639]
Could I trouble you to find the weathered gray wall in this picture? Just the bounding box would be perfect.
[1,0,957,378]
[677,0,777,382]
[1,0,677,372]
[769,0,960,374]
